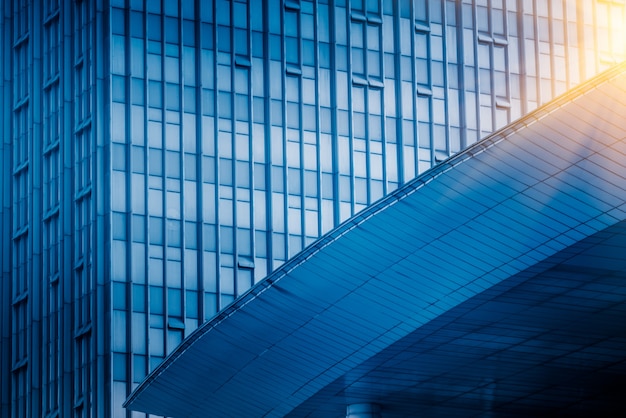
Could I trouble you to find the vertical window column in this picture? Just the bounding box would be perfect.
[382,2,399,193]
[351,2,383,209]
[11,0,31,413]
[232,0,254,295]
[73,0,94,414]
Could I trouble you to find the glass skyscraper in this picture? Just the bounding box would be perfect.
[0,0,624,417]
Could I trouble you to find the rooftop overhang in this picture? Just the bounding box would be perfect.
[125,62,626,417]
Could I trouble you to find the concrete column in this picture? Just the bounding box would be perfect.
[346,403,381,418]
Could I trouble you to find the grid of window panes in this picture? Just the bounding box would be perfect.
[1,0,109,416]
[1,0,626,418]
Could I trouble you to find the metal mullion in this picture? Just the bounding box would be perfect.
[346,0,355,217]
[516,0,527,115]
[212,0,221,311]
[245,0,256,283]
[139,1,151,396]
[39,7,60,412]
[392,0,403,185]
[562,0,571,89]
[425,3,434,169]
[29,0,41,415]
[70,0,82,411]
[177,0,186,328]
[378,5,388,196]
[194,0,205,323]
[0,0,13,414]
[228,1,239,298]
[471,0,482,137]
[313,0,323,238]
[280,1,289,259]
[502,0,512,125]
[59,0,74,414]
[89,0,103,405]
[455,1,468,150]
[119,2,135,411]
[586,0,596,76]
[576,0,586,88]
[298,7,306,249]
[328,0,340,228]
[412,0,428,171]
[623,3,626,64]
[531,0,541,106]
[158,0,168,357]
[262,0,274,273]
[441,1,451,159]
[363,21,371,205]
[547,0,556,98]
[489,0,497,134]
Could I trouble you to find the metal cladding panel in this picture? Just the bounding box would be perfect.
[126,63,626,417]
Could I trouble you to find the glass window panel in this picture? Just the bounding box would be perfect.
[352,47,365,75]
[200,50,214,89]
[162,122,178,149]
[334,7,347,44]
[167,288,182,317]
[301,13,315,39]
[238,30,254,58]
[218,93,233,122]
[236,268,253,295]
[148,81,163,108]
[366,115,380,142]
[231,1,248,28]
[218,25,231,52]
[333,44,347,71]
[287,102,300,129]
[368,50,381,78]
[285,11,298,37]
[368,89,382,115]
[165,84,180,112]
[302,39,315,66]
[184,290,198,320]
[353,112,366,139]
[147,13,161,41]
[415,57,429,86]
[111,171,127,212]
[112,75,126,103]
[234,28,249,56]
[269,34,282,61]
[352,86,366,112]
[351,22,364,48]
[149,287,164,317]
[479,68,492,94]
[149,217,163,245]
[286,36,299,65]
[367,24,380,50]
[132,174,146,214]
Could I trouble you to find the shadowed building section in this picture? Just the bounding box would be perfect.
[125,63,626,417]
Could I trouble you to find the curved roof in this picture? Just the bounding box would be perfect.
[125,61,626,417]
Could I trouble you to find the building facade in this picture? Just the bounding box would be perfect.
[0,0,624,417]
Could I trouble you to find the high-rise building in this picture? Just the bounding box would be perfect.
[0,0,624,417]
